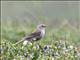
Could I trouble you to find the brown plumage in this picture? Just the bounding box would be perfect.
[24,30,41,41]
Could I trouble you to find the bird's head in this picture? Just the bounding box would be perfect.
[37,24,46,30]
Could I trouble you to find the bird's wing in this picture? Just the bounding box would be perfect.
[24,30,41,40]
[29,30,41,37]
[14,30,41,45]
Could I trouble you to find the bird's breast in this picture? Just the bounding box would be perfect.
[40,29,45,37]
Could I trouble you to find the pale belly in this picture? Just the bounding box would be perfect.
[40,29,45,38]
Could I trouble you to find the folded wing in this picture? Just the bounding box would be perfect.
[24,30,41,41]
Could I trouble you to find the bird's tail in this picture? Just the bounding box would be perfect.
[13,38,26,45]
[13,36,32,45]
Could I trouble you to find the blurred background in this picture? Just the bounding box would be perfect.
[1,1,80,45]
[2,1,80,27]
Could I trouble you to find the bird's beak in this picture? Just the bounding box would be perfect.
[44,25,46,27]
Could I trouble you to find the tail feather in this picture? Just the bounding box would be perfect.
[13,36,33,45]
[14,38,25,45]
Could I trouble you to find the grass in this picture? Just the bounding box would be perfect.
[1,22,80,60]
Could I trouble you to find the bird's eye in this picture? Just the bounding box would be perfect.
[42,25,46,27]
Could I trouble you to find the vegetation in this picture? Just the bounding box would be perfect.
[1,21,80,60]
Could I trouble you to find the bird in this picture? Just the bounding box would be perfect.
[15,24,46,45]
